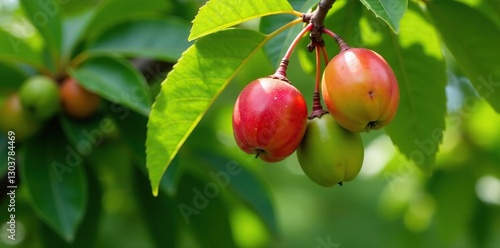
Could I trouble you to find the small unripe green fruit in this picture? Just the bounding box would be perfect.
[19,76,60,121]
[0,94,42,141]
[297,114,364,187]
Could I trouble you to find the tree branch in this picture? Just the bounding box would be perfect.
[303,0,336,52]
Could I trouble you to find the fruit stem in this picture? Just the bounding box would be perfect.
[272,23,313,81]
[283,23,313,61]
[309,46,328,119]
[320,46,329,64]
[323,28,350,52]
[314,46,322,93]
[302,0,337,52]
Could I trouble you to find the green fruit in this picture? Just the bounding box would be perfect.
[0,94,42,141]
[297,114,364,187]
[19,75,60,121]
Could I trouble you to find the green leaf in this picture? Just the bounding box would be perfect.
[189,0,294,41]
[39,165,102,248]
[426,1,500,113]
[0,31,42,67]
[200,152,278,235]
[83,0,169,40]
[147,29,266,195]
[369,3,447,174]
[260,0,317,67]
[62,10,94,63]
[69,55,152,116]
[0,62,29,91]
[20,124,88,242]
[359,0,408,33]
[88,18,191,62]
[20,0,62,63]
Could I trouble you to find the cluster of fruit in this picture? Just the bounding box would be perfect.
[232,26,399,187]
[0,77,101,141]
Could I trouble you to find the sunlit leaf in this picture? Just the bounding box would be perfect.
[20,0,62,63]
[20,124,88,242]
[146,29,267,195]
[0,31,42,68]
[366,3,447,174]
[89,18,191,62]
[69,55,152,116]
[189,0,294,40]
[359,0,407,33]
[426,1,500,113]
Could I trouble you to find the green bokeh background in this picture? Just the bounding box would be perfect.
[0,0,499,247]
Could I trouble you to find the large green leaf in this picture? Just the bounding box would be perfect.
[0,31,42,68]
[189,0,294,41]
[260,0,317,67]
[20,124,88,242]
[369,3,447,174]
[69,55,152,116]
[426,1,500,113]
[88,18,191,62]
[147,29,267,195]
[358,0,408,33]
[20,0,62,64]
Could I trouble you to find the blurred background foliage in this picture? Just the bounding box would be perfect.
[0,0,499,247]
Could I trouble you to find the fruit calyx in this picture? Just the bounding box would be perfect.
[309,92,327,119]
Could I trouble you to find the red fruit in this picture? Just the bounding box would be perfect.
[232,77,308,162]
[322,48,399,132]
[60,78,101,119]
